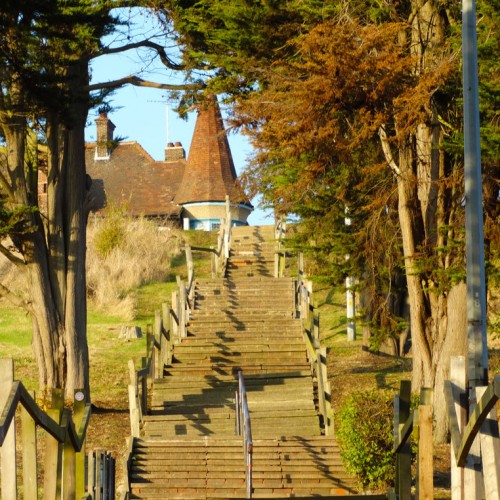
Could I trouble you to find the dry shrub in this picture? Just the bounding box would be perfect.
[86,212,183,319]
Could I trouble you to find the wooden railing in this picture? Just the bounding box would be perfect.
[391,381,433,500]
[0,358,113,499]
[444,355,500,498]
[274,215,286,278]
[295,254,334,435]
[127,316,170,437]
[235,370,253,499]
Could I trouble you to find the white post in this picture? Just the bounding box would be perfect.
[477,385,500,499]
[345,208,356,341]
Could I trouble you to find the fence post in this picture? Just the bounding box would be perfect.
[154,310,162,379]
[394,380,411,500]
[162,302,171,369]
[73,390,87,498]
[21,390,38,500]
[171,290,179,340]
[179,281,187,338]
[45,389,64,500]
[415,388,433,500]
[185,244,194,299]
[0,359,17,500]
[128,360,140,438]
[87,450,95,499]
[62,407,77,500]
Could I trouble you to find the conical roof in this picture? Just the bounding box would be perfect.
[175,97,251,206]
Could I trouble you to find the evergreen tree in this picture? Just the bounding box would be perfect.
[163,0,500,442]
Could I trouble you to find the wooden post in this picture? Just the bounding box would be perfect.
[274,248,279,279]
[62,409,76,500]
[171,290,179,339]
[146,325,154,384]
[127,360,140,438]
[210,246,216,278]
[73,391,87,498]
[395,380,411,500]
[477,385,500,499]
[179,281,187,338]
[154,310,162,379]
[185,244,194,299]
[417,406,433,499]
[161,303,171,370]
[0,359,17,500]
[87,450,95,498]
[45,389,64,500]
[141,357,148,417]
[22,391,38,500]
[415,388,433,500]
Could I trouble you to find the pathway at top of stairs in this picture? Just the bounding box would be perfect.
[129,225,358,499]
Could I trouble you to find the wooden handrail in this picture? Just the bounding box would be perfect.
[295,266,334,435]
[0,379,91,450]
[445,374,500,467]
[0,359,94,498]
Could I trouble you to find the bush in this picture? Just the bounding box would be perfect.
[86,213,183,319]
[336,389,395,490]
[93,213,126,258]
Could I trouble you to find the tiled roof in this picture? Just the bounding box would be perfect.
[86,141,184,218]
[175,98,251,207]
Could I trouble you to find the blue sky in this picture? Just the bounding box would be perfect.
[84,11,272,225]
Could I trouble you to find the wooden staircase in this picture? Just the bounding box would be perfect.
[128,225,358,499]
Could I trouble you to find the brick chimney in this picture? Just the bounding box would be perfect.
[95,112,115,159]
[165,141,186,161]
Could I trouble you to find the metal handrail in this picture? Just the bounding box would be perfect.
[236,370,253,498]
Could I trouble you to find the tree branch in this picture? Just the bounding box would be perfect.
[0,165,15,198]
[86,75,203,92]
[0,283,30,311]
[99,40,185,71]
[378,126,401,176]
[0,243,25,266]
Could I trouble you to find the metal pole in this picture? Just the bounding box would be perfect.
[462,0,488,393]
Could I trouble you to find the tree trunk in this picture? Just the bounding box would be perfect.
[1,60,91,402]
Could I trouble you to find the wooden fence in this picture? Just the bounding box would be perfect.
[0,358,114,499]
[445,355,500,499]
[295,254,334,435]
[391,381,433,500]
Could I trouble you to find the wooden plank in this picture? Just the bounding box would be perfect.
[458,379,499,466]
[22,393,38,500]
[416,405,433,500]
[477,385,500,500]
[62,410,77,500]
[395,380,411,500]
[45,389,64,500]
[0,358,17,500]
